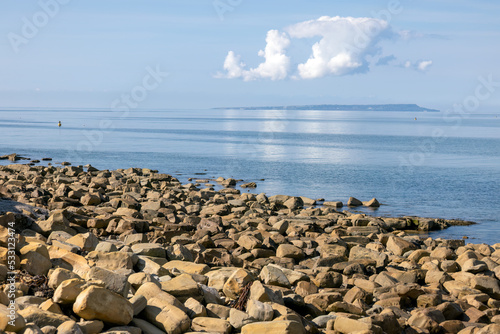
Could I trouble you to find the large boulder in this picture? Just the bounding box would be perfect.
[73,286,133,325]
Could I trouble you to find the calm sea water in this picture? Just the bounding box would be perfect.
[1,108,499,244]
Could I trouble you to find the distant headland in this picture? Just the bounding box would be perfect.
[214,104,439,112]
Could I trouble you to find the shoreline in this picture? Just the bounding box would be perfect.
[0,155,478,234]
[1,163,499,333]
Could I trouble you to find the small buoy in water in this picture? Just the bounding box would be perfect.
[58,121,61,127]
[414,117,417,121]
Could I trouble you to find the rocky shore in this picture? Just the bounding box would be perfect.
[0,163,499,334]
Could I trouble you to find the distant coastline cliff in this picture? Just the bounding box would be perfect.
[214,104,439,112]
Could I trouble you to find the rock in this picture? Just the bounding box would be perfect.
[477,324,500,334]
[131,318,165,334]
[441,320,466,333]
[223,268,254,299]
[131,243,166,258]
[313,271,342,288]
[136,256,169,276]
[166,244,194,262]
[295,281,318,297]
[19,323,44,334]
[134,282,185,310]
[407,309,443,334]
[52,278,86,304]
[229,308,254,329]
[249,281,283,304]
[276,244,305,260]
[238,235,262,251]
[334,316,381,333]
[246,299,273,321]
[162,260,210,275]
[386,236,418,256]
[470,275,500,299]
[33,210,76,236]
[86,251,133,271]
[191,317,232,334]
[81,194,101,206]
[323,201,343,208]
[184,297,207,318]
[462,259,489,273]
[465,307,489,323]
[312,315,337,328]
[142,301,191,334]
[260,265,291,288]
[86,266,130,297]
[20,250,52,276]
[416,294,442,308]
[160,274,201,302]
[437,302,464,320]
[128,272,160,290]
[39,299,63,315]
[348,197,363,207]
[304,292,343,312]
[105,326,141,334]
[349,245,388,267]
[57,321,83,334]
[48,268,81,289]
[283,197,304,210]
[241,320,305,334]
[73,286,133,325]
[241,182,257,189]
[363,198,380,207]
[129,295,147,316]
[48,246,90,277]
[18,306,70,328]
[300,197,316,206]
[207,304,231,320]
[66,233,99,252]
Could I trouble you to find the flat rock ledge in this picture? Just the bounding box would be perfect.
[0,164,498,334]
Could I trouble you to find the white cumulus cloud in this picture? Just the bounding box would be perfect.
[216,16,432,81]
[286,16,390,79]
[216,30,290,81]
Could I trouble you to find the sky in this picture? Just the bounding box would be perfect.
[0,0,500,111]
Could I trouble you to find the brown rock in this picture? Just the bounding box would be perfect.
[18,306,70,328]
[73,286,133,325]
[191,317,232,334]
[241,320,305,334]
[223,268,254,299]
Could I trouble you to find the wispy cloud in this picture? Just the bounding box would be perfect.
[379,57,433,72]
[398,30,448,40]
[216,16,432,81]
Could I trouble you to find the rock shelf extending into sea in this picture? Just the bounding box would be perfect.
[0,163,498,334]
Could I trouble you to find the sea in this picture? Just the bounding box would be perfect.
[0,108,499,244]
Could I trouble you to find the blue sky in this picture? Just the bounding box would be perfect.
[1,0,500,111]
